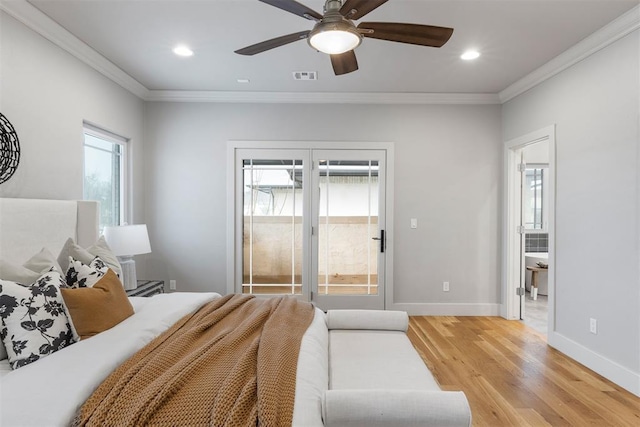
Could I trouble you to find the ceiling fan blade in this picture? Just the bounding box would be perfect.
[340,0,388,20]
[259,0,322,21]
[331,50,359,75]
[235,31,310,55]
[358,22,454,47]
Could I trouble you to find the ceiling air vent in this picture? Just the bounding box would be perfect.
[293,71,317,81]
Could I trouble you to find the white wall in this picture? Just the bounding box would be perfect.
[0,12,146,228]
[144,102,502,312]
[503,30,640,393]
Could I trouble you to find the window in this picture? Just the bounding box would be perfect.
[83,124,127,231]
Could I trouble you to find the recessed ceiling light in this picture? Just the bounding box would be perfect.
[173,45,194,57]
[461,50,480,60]
[237,79,250,84]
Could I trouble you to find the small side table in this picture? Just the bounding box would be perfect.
[525,267,546,300]
[126,280,165,297]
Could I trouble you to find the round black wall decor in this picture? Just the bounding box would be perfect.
[0,112,20,184]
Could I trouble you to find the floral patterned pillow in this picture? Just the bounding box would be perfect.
[0,269,76,369]
[65,256,109,288]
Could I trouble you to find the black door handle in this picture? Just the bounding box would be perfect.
[372,230,385,253]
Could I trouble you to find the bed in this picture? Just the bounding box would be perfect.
[0,198,471,427]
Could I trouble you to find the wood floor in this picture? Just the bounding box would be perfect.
[407,316,640,426]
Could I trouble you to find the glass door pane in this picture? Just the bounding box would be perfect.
[312,150,386,310]
[241,158,304,296]
[317,160,379,296]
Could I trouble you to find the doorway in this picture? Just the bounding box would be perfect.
[522,163,550,334]
[229,143,391,311]
[503,126,555,337]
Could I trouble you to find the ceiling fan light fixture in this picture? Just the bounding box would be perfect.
[461,50,480,60]
[235,0,456,76]
[309,23,362,55]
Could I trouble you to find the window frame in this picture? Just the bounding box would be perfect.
[82,122,129,230]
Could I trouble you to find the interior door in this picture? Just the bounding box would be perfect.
[311,150,386,310]
[518,154,527,319]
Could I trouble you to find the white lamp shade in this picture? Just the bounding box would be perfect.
[103,224,151,256]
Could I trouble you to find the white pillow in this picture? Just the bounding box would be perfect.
[0,269,76,369]
[65,256,110,288]
[57,236,122,277]
[0,248,62,284]
[0,248,63,361]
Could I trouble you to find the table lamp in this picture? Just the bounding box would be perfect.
[103,224,151,290]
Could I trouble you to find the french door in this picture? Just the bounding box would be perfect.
[234,147,386,310]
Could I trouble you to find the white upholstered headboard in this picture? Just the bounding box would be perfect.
[0,198,99,264]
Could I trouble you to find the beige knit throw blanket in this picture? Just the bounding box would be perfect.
[73,294,315,427]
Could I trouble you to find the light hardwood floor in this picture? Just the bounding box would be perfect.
[407,316,640,426]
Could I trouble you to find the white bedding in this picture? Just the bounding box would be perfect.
[0,298,153,380]
[0,293,219,426]
[0,293,327,427]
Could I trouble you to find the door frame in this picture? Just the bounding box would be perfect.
[502,126,556,336]
[226,141,395,309]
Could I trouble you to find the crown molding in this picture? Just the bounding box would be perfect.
[145,90,501,105]
[499,4,640,103]
[0,0,149,99]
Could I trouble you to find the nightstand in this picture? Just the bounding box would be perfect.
[126,280,165,297]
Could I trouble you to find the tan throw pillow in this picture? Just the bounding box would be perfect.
[61,269,134,340]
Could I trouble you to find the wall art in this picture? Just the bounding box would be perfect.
[0,113,20,184]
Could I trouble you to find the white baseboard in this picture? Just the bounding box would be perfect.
[389,303,500,316]
[549,331,640,397]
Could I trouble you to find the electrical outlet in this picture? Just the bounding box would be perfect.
[590,318,597,334]
[443,281,450,292]
[170,280,177,290]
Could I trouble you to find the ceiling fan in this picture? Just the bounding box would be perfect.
[235,0,454,76]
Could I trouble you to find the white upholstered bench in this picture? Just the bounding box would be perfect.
[323,310,472,427]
